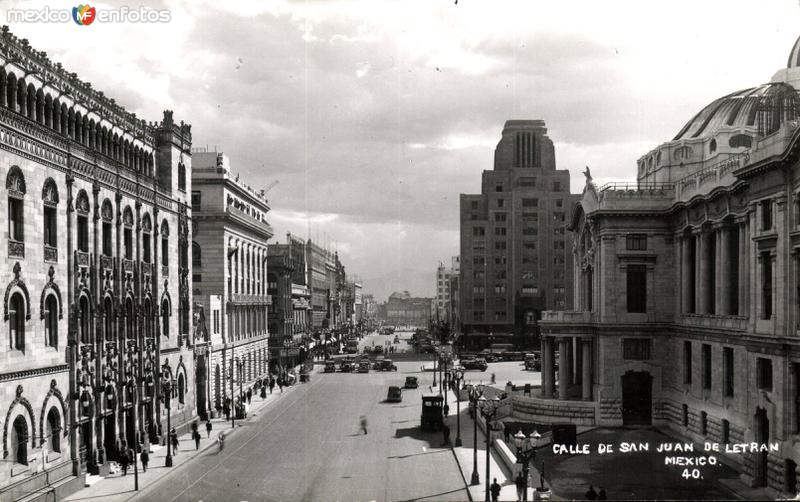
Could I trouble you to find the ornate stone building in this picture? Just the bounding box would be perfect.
[0,28,195,499]
[191,150,271,416]
[539,34,800,494]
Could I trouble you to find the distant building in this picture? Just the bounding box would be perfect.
[460,120,578,349]
[380,291,432,326]
[434,257,459,322]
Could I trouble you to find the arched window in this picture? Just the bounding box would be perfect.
[44,294,58,348]
[9,292,25,351]
[177,372,185,404]
[123,207,133,259]
[101,200,113,256]
[103,296,114,341]
[142,213,152,263]
[161,221,169,267]
[76,190,90,253]
[7,166,26,255]
[5,72,17,113]
[79,295,91,344]
[125,297,135,339]
[42,178,59,256]
[46,407,61,453]
[709,138,717,154]
[11,415,28,465]
[192,242,201,268]
[178,162,186,192]
[161,298,169,337]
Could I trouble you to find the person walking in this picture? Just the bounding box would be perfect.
[278,377,284,393]
[585,485,598,500]
[120,442,130,476]
[442,423,451,446]
[217,432,225,453]
[193,429,201,450]
[269,376,275,394]
[598,487,607,500]
[223,400,230,421]
[247,388,252,404]
[360,415,368,435]
[170,428,179,456]
[490,478,501,502]
[140,448,149,472]
[515,472,525,502]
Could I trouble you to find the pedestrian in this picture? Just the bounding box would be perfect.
[443,404,449,417]
[247,388,252,404]
[217,432,225,452]
[140,448,149,472]
[515,472,525,502]
[490,478,501,502]
[120,442,130,476]
[442,423,451,446]
[585,485,598,501]
[170,428,179,456]
[261,385,267,399]
[193,429,201,450]
[206,420,212,438]
[278,378,284,393]
[503,422,510,443]
[598,487,607,500]
[223,400,230,420]
[360,415,368,434]
[491,372,496,384]
[269,377,275,394]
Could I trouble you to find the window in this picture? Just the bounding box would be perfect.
[473,286,485,294]
[77,213,89,252]
[471,201,478,210]
[142,231,151,263]
[623,338,651,360]
[473,256,484,265]
[178,372,185,404]
[494,213,506,222]
[473,227,485,236]
[721,419,730,444]
[682,404,689,427]
[518,177,537,187]
[474,311,484,321]
[555,199,563,208]
[553,212,565,222]
[497,199,504,209]
[473,271,484,280]
[701,411,708,436]
[523,228,538,236]
[683,341,692,384]
[522,286,538,295]
[702,344,711,390]
[522,198,538,207]
[103,297,113,341]
[43,206,57,249]
[723,347,734,397]
[213,310,220,334]
[192,242,201,268]
[178,162,187,192]
[761,199,773,231]
[495,185,503,192]
[626,264,647,313]
[494,256,506,265]
[524,242,536,250]
[161,221,169,266]
[494,284,506,294]
[757,358,773,391]
[494,311,506,320]
[9,292,25,351]
[44,294,58,348]
[123,226,133,260]
[626,234,647,251]
[494,227,506,236]
[762,252,773,319]
[709,139,717,154]
[161,299,169,337]
[46,408,61,453]
[12,415,28,465]
[495,241,506,250]
[193,274,202,283]
[522,212,538,222]
[7,167,25,251]
[729,134,753,149]
[191,191,201,210]
[552,181,562,192]
[554,241,565,250]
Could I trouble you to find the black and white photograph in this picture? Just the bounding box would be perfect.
[0,1,799,501]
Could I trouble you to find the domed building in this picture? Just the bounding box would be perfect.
[535,35,800,496]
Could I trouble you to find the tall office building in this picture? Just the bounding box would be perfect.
[459,120,577,349]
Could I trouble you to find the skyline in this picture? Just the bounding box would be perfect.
[6,0,800,301]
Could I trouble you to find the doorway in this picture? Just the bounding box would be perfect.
[622,371,652,426]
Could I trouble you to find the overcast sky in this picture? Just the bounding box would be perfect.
[6,0,800,301]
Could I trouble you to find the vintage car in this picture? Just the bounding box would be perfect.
[461,358,488,371]
[340,360,354,372]
[324,361,337,373]
[375,359,397,371]
[358,360,371,373]
[387,386,402,402]
[524,352,542,371]
[420,394,444,430]
[404,376,418,389]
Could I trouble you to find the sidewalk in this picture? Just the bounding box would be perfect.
[64,367,312,502]
[447,388,553,502]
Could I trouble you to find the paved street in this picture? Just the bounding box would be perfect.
[134,358,468,502]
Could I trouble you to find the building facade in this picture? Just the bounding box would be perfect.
[460,120,578,349]
[267,233,310,367]
[540,35,800,495]
[190,150,271,418]
[380,292,432,327]
[0,28,195,499]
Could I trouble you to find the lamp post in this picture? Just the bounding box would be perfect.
[514,430,538,502]
[432,350,437,387]
[454,369,464,447]
[469,385,482,485]
[160,362,173,468]
[479,394,501,502]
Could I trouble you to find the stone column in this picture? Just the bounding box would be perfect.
[582,339,592,401]
[698,230,711,314]
[738,220,749,318]
[543,337,555,398]
[558,338,569,400]
[719,226,731,315]
[681,236,692,313]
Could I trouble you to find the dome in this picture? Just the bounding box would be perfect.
[672,82,800,141]
[789,35,800,68]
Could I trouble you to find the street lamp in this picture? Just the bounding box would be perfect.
[160,362,174,468]
[468,385,482,485]
[514,430,538,502]
[454,369,464,447]
[479,394,501,502]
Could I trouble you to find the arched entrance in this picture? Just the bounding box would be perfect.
[196,355,208,420]
[622,370,652,426]
[754,407,769,487]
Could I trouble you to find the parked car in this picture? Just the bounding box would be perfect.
[420,394,444,430]
[524,352,542,371]
[387,386,402,402]
[404,376,418,389]
[358,361,371,373]
[461,358,488,371]
[324,361,337,373]
[340,360,354,372]
[373,345,384,354]
[376,359,397,371]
